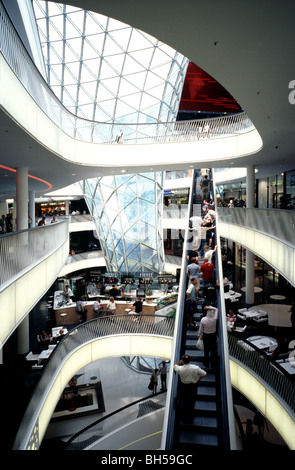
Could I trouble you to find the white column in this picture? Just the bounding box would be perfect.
[16,167,30,354]
[29,191,35,228]
[246,165,255,209]
[246,165,255,304]
[16,167,28,231]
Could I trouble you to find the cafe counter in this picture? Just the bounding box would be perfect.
[53,291,157,326]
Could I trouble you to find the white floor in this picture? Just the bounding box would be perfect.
[43,356,167,442]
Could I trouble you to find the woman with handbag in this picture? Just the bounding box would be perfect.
[150,368,160,394]
[186,277,199,327]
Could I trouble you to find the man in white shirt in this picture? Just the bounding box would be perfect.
[189,215,202,249]
[204,244,217,263]
[63,284,73,299]
[199,306,218,368]
[174,355,207,422]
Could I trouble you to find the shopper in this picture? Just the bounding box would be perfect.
[200,257,215,285]
[174,355,206,422]
[199,306,218,368]
[186,277,199,327]
[159,361,168,391]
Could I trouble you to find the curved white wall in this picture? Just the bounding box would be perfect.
[0,240,69,345]
[230,360,295,450]
[23,334,173,449]
[0,54,262,173]
[218,221,295,286]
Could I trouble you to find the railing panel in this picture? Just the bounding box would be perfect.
[228,333,295,415]
[217,207,295,248]
[0,221,68,292]
[13,314,174,450]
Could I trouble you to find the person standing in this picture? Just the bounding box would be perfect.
[150,368,160,394]
[186,257,201,283]
[0,214,6,233]
[159,361,168,391]
[186,277,199,327]
[289,300,295,333]
[174,355,206,422]
[132,296,143,321]
[200,174,210,201]
[76,298,87,322]
[201,257,215,285]
[199,306,218,368]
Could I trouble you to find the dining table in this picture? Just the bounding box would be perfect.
[247,335,278,351]
[278,360,295,375]
[37,348,55,364]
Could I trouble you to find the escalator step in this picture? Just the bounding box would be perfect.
[195,400,217,414]
[178,430,219,447]
[198,385,217,398]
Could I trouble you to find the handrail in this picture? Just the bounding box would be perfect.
[0,1,254,145]
[64,391,166,450]
[217,207,295,248]
[161,170,195,449]
[13,314,174,450]
[228,332,295,414]
[0,221,69,293]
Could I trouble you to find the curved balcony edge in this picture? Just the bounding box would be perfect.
[217,208,295,286]
[229,358,295,449]
[13,316,174,450]
[0,236,69,346]
[0,52,262,172]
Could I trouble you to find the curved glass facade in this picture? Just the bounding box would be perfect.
[33,1,189,276]
[83,173,165,275]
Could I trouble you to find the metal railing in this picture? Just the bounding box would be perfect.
[0,221,68,293]
[64,392,167,450]
[13,314,174,450]
[217,207,295,248]
[228,333,295,415]
[0,1,255,145]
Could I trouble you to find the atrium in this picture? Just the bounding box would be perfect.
[0,0,294,454]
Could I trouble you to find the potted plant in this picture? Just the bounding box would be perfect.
[145,289,153,303]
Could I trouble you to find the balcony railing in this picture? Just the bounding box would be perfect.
[13,314,174,450]
[0,2,255,145]
[0,221,68,293]
[228,333,295,415]
[217,207,295,248]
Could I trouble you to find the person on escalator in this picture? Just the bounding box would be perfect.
[174,355,206,423]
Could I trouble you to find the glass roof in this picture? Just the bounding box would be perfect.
[33,1,189,124]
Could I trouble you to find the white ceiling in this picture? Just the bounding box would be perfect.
[1,0,295,201]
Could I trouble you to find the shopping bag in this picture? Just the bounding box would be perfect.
[196,337,204,351]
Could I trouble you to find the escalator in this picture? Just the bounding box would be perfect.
[163,170,233,450]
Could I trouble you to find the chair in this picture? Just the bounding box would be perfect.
[237,314,247,321]
[253,316,268,323]
[25,352,39,361]
[234,325,247,333]
[238,308,248,314]
[60,313,67,325]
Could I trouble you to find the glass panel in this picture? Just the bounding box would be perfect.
[66,11,85,36]
[108,28,131,51]
[128,29,154,52]
[86,11,108,31]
